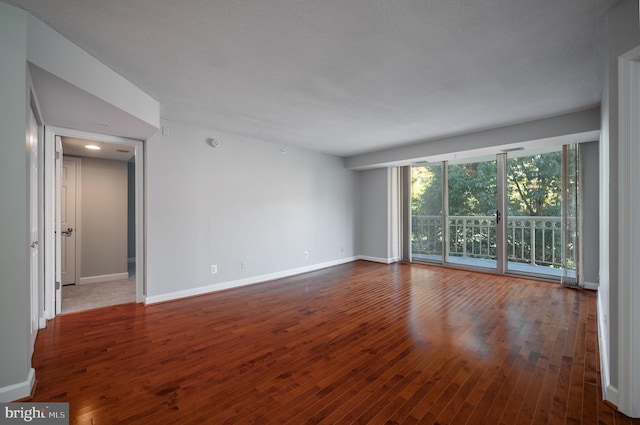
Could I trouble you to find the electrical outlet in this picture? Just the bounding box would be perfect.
[304,251,309,259]
[241,261,246,270]
[211,264,218,274]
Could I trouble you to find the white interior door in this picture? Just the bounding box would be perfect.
[28,108,39,351]
[61,158,78,286]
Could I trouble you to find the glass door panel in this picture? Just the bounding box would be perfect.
[447,158,497,269]
[411,163,444,263]
[505,146,577,280]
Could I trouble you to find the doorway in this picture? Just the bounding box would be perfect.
[44,127,145,316]
[60,137,137,313]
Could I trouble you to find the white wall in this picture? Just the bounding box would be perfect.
[145,120,358,301]
[0,3,33,401]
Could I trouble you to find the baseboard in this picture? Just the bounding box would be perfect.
[583,281,599,290]
[79,272,129,285]
[606,385,619,408]
[0,368,35,402]
[597,290,617,405]
[357,255,400,264]
[144,257,358,305]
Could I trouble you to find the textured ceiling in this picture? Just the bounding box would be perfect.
[9,0,613,156]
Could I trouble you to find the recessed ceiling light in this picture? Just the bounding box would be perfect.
[85,145,101,150]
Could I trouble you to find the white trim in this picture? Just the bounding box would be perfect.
[43,127,55,320]
[144,257,357,305]
[617,44,640,418]
[62,156,81,286]
[79,272,129,285]
[598,289,614,403]
[29,74,47,333]
[0,368,35,402]
[133,140,144,304]
[26,97,40,356]
[43,126,56,320]
[74,158,81,286]
[55,135,62,314]
[583,281,599,291]
[608,386,620,409]
[357,255,400,264]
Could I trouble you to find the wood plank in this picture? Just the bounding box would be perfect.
[26,261,640,424]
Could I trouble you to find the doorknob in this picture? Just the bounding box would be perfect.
[30,241,38,248]
[61,227,73,237]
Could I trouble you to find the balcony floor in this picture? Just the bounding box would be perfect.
[412,253,577,280]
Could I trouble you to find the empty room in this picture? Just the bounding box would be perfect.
[1,0,640,423]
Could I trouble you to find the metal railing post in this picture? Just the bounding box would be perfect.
[530,220,536,265]
[462,219,467,257]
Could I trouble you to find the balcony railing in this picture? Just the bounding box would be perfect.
[412,215,576,270]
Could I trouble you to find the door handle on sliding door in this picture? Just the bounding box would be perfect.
[496,210,501,224]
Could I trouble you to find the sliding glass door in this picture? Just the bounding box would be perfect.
[505,146,578,281]
[409,145,580,282]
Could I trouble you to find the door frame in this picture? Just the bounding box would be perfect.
[27,102,45,350]
[44,126,145,317]
[617,44,640,418]
[61,156,81,287]
[27,73,46,333]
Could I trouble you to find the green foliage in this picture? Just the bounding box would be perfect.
[411,152,564,218]
[411,151,574,269]
[447,162,497,216]
[411,165,442,216]
[507,152,561,216]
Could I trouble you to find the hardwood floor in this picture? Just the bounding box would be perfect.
[30,261,639,424]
